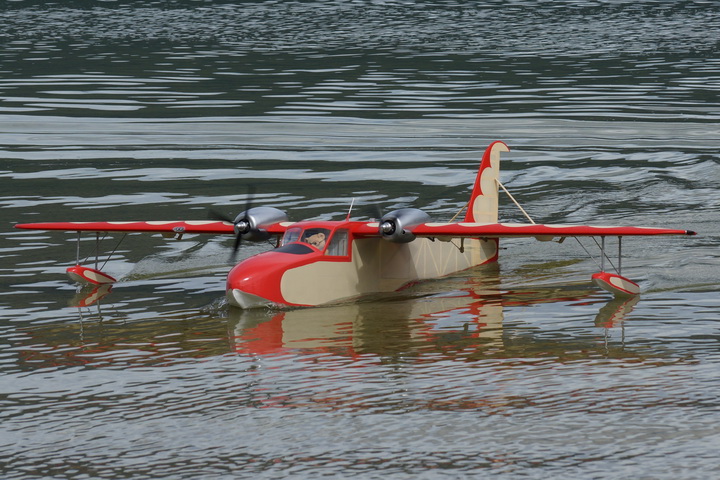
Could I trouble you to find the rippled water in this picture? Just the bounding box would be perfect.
[2,1,720,479]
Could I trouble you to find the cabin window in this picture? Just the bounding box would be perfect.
[281,227,302,246]
[325,229,349,256]
[301,228,331,250]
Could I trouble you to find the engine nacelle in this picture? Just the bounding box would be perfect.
[379,208,430,243]
[234,206,288,241]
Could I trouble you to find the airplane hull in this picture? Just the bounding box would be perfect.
[226,236,498,308]
[227,289,276,309]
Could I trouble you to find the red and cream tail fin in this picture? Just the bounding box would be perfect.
[464,141,510,223]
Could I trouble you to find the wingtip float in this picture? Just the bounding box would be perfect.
[14,141,696,308]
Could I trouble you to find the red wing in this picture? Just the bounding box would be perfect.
[14,220,291,236]
[16,220,694,239]
[409,222,696,238]
[346,221,382,237]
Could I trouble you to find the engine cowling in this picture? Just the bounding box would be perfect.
[234,206,288,241]
[379,208,430,243]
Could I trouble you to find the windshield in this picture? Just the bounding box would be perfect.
[281,227,302,245]
[274,243,314,255]
[281,227,331,251]
[279,226,350,256]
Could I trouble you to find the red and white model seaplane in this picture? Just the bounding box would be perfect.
[15,141,696,309]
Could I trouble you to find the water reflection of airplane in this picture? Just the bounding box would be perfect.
[16,274,641,371]
[228,274,641,359]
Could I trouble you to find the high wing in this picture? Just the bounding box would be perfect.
[408,222,696,239]
[17,220,695,239]
[14,221,291,236]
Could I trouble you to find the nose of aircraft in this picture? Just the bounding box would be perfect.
[226,246,323,308]
[225,253,286,308]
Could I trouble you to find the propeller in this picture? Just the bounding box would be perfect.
[379,218,396,235]
[208,187,289,264]
[208,186,257,263]
[358,203,384,221]
[377,207,430,243]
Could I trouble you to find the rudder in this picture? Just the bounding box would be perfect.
[464,141,510,223]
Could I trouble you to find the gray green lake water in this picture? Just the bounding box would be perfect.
[1,1,719,478]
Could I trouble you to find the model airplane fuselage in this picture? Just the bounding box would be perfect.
[15,141,696,308]
[226,220,498,308]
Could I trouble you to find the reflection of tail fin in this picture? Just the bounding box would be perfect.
[464,141,510,223]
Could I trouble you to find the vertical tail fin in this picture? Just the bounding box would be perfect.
[464,141,510,223]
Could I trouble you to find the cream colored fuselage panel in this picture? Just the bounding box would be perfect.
[280,237,497,306]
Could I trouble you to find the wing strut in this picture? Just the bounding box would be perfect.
[592,235,640,297]
[67,231,125,286]
[496,179,536,224]
[483,179,645,297]
[453,177,537,224]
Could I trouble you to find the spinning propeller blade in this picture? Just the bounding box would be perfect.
[358,202,384,221]
[207,209,234,223]
[208,186,257,263]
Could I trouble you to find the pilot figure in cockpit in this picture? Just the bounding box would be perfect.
[303,231,327,250]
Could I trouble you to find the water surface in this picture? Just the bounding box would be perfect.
[1,1,719,479]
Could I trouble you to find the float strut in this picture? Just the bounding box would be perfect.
[76,231,81,265]
[95,233,100,271]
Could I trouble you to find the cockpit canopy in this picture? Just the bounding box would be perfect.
[279,225,349,256]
